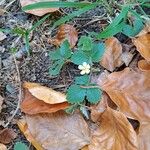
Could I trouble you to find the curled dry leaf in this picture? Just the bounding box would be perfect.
[88,107,138,150]
[49,24,78,48]
[23,111,90,150]
[18,119,43,150]
[23,82,67,104]
[0,128,17,144]
[138,59,150,71]
[20,0,59,16]
[21,89,69,114]
[133,33,150,62]
[100,37,123,72]
[0,144,7,150]
[98,68,150,150]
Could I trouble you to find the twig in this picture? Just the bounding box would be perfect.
[80,85,100,89]
[4,54,22,128]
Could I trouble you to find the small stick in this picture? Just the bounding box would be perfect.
[80,85,100,89]
[4,54,22,128]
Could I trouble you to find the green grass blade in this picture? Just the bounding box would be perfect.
[0,28,12,33]
[22,1,90,10]
[52,3,98,28]
[28,14,50,33]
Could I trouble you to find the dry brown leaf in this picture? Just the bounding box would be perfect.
[0,128,17,144]
[0,32,6,41]
[23,82,67,104]
[137,122,150,150]
[18,119,44,150]
[100,37,123,72]
[0,143,7,150]
[138,59,150,71]
[49,24,78,48]
[88,107,138,150]
[25,111,90,150]
[98,67,150,121]
[20,0,59,16]
[98,68,150,150]
[0,95,4,113]
[21,89,69,114]
[133,34,150,62]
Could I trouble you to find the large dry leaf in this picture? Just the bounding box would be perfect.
[133,34,150,62]
[138,59,150,71]
[21,89,69,114]
[100,37,123,72]
[49,24,78,48]
[0,144,7,150]
[0,128,17,144]
[23,82,67,104]
[98,68,150,150]
[98,67,150,121]
[20,0,59,16]
[88,107,138,150]
[25,111,90,150]
[18,119,44,150]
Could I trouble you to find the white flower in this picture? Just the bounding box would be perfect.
[78,62,90,75]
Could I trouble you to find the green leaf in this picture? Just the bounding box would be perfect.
[49,49,62,60]
[71,51,90,65]
[52,3,98,28]
[67,85,86,103]
[22,1,91,11]
[60,40,72,59]
[78,36,93,51]
[91,42,105,62]
[75,75,90,85]
[49,59,64,76]
[86,88,102,104]
[122,18,144,37]
[14,142,28,150]
[65,103,79,114]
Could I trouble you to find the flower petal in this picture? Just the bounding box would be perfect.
[83,62,87,67]
[85,69,90,74]
[78,65,84,70]
[86,64,90,69]
[80,70,86,75]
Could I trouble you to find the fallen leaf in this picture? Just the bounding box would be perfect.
[100,37,123,72]
[0,143,7,150]
[121,51,134,66]
[0,32,6,41]
[98,68,150,150]
[138,59,150,71]
[0,9,5,16]
[0,128,17,144]
[133,33,150,62]
[23,82,67,104]
[20,0,59,16]
[21,89,69,114]
[18,119,44,150]
[0,95,4,113]
[137,122,150,150]
[98,67,150,121]
[88,107,138,150]
[91,93,117,122]
[25,111,90,150]
[49,24,78,48]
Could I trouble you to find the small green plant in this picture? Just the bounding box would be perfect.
[14,142,28,150]
[49,36,105,111]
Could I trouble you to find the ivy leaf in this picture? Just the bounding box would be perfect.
[122,18,144,37]
[14,142,28,150]
[71,51,90,65]
[75,75,89,85]
[86,87,102,104]
[91,42,105,62]
[49,49,62,60]
[66,85,86,104]
[78,36,93,51]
